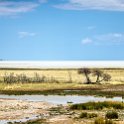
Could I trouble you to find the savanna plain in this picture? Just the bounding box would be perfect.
[0,68,124,124]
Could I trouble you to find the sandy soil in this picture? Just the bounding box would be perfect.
[0,98,124,124]
[0,98,56,121]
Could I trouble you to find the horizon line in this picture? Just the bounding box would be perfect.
[0,61,124,68]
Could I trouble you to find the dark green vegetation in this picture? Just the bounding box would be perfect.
[105,111,118,119]
[70,101,122,124]
[79,112,98,118]
[70,101,124,110]
[0,85,124,97]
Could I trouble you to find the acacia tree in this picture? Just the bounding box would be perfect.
[78,68,111,84]
[78,68,92,84]
[93,70,103,83]
[102,73,111,81]
[93,70,111,84]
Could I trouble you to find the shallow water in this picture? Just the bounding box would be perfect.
[0,95,123,105]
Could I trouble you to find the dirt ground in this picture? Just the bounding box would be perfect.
[0,98,56,122]
[0,98,124,124]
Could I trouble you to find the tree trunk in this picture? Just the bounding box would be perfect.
[96,75,100,83]
[84,72,91,84]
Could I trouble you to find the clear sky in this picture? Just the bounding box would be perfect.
[0,0,124,60]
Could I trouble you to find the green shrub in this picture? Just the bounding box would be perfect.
[79,112,97,118]
[79,112,87,118]
[112,103,124,109]
[70,101,124,110]
[105,111,118,119]
[7,122,13,124]
[88,113,98,118]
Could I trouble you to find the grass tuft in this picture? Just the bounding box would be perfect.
[70,101,124,110]
[94,118,116,124]
[79,112,97,118]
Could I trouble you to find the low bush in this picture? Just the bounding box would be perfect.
[79,112,97,118]
[79,112,88,118]
[70,101,124,110]
[105,111,118,119]
[88,113,98,118]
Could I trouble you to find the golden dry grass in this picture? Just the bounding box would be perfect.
[0,68,124,93]
[0,69,124,84]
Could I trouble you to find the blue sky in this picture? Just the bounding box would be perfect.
[0,0,124,60]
